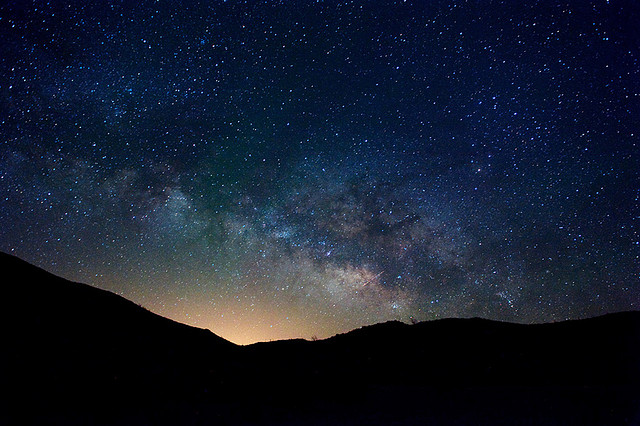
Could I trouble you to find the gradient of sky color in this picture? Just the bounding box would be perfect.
[1,0,638,344]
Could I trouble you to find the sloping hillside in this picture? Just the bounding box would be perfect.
[1,252,639,425]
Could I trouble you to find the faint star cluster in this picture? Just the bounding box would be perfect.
[0,0,638,344]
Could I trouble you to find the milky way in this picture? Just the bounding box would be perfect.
[1,0,638,343]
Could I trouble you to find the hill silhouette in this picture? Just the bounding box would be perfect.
[1,251,639,425]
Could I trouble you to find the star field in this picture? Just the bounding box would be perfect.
[1,0,638,344]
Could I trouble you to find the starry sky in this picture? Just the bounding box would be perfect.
[1,0,638,344]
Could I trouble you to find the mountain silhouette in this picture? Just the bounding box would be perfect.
[1,251,639,425]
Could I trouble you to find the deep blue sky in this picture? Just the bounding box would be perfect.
[1,0,638,343]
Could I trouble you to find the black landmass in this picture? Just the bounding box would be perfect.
[1,251,639,425]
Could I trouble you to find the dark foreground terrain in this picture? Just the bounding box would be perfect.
[1,251,639,425]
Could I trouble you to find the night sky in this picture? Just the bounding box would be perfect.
[1,0,638,344]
